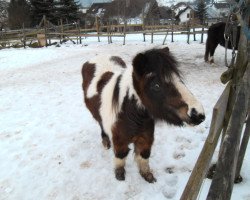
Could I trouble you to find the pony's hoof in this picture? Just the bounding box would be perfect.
[140,171,157,183]
[209,60,214,65]
[115,167,125,181]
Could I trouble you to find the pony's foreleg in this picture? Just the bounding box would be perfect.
[112,136,130,181]
[134,135,156,183]
[100,127,111,149]
[209,43,218,64]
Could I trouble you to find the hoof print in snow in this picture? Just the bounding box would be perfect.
[173,151,185,160]
[80,161,91,169]
[163,188,176,199]
[115,167,125,181]
[165,167,175,174]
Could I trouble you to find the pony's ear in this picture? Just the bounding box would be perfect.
[161,47,169,53]
[132,53,147,77]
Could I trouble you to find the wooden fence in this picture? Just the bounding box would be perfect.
[0,19,207,49]
[180,0,250,199]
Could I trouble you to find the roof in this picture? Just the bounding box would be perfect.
[158,6,172,19]
[213,2,230,9]
[175,5,194,18]
[172,2,188,9]
[87,2,111,15]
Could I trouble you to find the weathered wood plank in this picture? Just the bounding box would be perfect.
[235,106,250,180]
[180,82,231,200]
[206,63,249,200]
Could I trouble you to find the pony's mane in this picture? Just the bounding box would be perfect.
[142,48,181,80]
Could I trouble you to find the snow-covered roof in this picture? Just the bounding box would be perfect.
[156,0,194,7]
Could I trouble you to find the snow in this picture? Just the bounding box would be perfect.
[0,34,249,200]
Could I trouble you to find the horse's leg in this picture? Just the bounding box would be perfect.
[134,134,156,183]
[209,42,218,64]
[101,126,111,149]
[204,38,210,62]
[112,135,130,181]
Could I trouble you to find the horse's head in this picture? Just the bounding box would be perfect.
[132,47,205,126]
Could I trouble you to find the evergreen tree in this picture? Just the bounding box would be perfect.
[59,0,80,23]
[30,0,80,26]
[0,0,8,30]
[30,0,56,26]
[8,0,31,29]
[195,0,207,24]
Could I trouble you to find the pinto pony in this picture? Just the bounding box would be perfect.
[81,47,205,183]
[204,22,240,64]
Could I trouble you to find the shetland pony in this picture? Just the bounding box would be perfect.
[81,47,205,183]
[204,22,240,64]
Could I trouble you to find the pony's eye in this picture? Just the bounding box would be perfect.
[152,83,160,92]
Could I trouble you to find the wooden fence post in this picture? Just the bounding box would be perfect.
[107,20,111,44]
[201,26,204,43]
[60,19,64,44]
[187,22,190,44]
[44,15,48,47]
[193,27,196,41]
[142,8,146,42]
[22,23,26,48]
[95,16,100,42]
[84,19,87,39]
[110,20,113,43]
[234,111,250,181]
[162,31,168,45]
[123,19,126,45]
[171,17,174,42]
[78,20,82,44]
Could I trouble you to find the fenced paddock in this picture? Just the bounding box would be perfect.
[0,30,249,200]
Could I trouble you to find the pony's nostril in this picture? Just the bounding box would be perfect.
[191,108,198,118]
[199,114,205,121]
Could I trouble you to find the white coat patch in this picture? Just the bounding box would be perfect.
[85,54,142,138]
[172,74,204,116]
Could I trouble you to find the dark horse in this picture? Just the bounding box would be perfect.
[81,47,205,183]
[204,22,241,64]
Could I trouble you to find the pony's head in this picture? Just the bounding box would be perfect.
[132,47,205,126]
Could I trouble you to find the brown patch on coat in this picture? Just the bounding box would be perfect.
[97,72,114,93]
[110,56,127,68]
[82,63,113,124]
[82,62,95,93]
[112,75,121,111]
[111,94,154,159]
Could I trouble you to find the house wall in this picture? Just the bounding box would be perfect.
[179,8,191,23]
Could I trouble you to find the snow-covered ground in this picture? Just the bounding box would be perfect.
[0,34,249,200]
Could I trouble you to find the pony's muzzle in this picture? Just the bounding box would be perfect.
[189,108,205,125]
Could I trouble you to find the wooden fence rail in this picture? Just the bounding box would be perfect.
[0,22,207,49]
